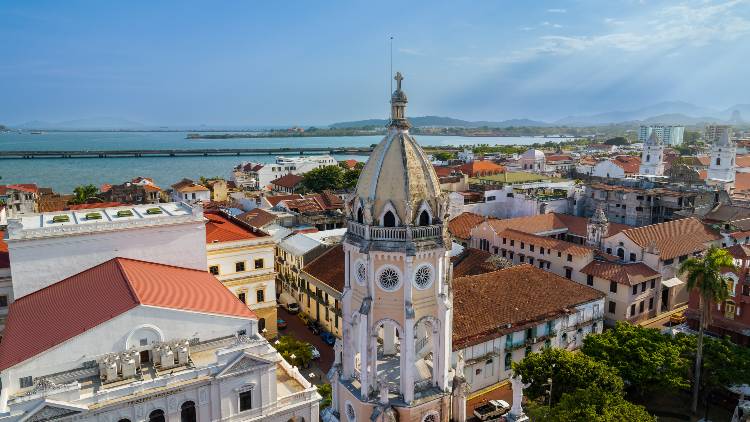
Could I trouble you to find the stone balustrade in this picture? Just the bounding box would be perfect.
[347,221,443,242]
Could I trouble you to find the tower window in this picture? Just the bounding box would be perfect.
[357,207,364,224]
[383,210,396,227]
[418,209,430,226]
[717,157,721,166]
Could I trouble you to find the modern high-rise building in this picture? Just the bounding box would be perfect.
[638,125,685,146]
[704,125,732,143]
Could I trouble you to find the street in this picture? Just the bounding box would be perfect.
[277,307,335,385]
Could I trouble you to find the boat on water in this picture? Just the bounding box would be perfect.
[29,131,45,135]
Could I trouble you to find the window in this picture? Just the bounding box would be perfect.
[502,237,507,245]
[235,261,246,272]
[418,210,430,226]
[414,265,433,289]
[630,304,636,317]
[557,251,562,258]
[19,376,32,388]
[663,258,674,265]
[487,196,496,201]
[587,275,594,286]
[254,258,264,269]
[383,210,396,227]
[608,301,616,314]
[510,240,515,247]
[238,292,247,303]
[639,301,644,313]
[743,285,750,296]
[378,267,401,291]
[610,281,618,293]
[649,297,654,310]
[679,255,688,263]
[725,300,736,319]
[641,282,646,292]
[256,289,265,303]
[180,401,196,422]
[258,318,266,332]
[530,245,535,252]
[239,390,253,411]
[651,280,655,289]
[528,257,534,265]
[565,268,572,279]
[567,254,572,262]
[606,248,612,254]
[209,265,219,275]
[0,295,7,308]
[632,285,638,295]
[521,242,525,250]
[629,253,636,262]
[504,353,512,370]
[149,410,165,422]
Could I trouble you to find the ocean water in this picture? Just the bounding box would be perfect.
[0,131,553,192]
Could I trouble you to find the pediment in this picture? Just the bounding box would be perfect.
[217,352,275,378]
[20,400,88,422]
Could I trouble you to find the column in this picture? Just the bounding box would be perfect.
[382,324,396,356]
[401,318,415,402]
[359,314,369,398]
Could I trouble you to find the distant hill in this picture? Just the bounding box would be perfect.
[330,115,550,128]
[553,101,723,126]
[16,117,145,130]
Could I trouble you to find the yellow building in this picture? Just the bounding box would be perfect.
[205,211,278,336]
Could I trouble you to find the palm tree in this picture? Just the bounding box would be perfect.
[71,184,99,205]
[678,245,736,414]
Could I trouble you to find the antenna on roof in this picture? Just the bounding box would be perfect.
[389,36,394,97]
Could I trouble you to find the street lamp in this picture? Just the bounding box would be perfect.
[546,377,553,406]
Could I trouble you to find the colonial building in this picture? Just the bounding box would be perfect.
[591,156,641,179]
[329,73,463,422]
[4,202,207,299]
[0,185,39,219]
[205,211,278,337]
[233,156,337,190]
[101,178,161,204]
[299,245,345,338]
[639,131,665,176]
[519,149,545,171]
[171,179,211,203]
[0,232,10,334]
[707,130,736,185]
[270,174,304,194]
[0,257,320,421]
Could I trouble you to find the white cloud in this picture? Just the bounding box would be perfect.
[547,8,567,13]
[398,48,425,56]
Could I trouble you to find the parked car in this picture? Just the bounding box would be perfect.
[669,312,686,325]
[321,331,336,346]
[277,319,288,329]
[308,320,321,335]
[473,399,510,421]
[279,293,300,314]
[310,345,321,360]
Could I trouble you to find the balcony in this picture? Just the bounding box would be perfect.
[347,221,443,242]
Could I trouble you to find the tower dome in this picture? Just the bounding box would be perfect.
[352,72,443,227]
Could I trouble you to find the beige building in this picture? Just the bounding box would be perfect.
[205,211,278,336]
[299,245,344,337]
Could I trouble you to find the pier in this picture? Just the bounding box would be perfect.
[0,147,374,159]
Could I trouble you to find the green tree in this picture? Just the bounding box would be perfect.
[433,151,455,161]
[301,165,344,192]
[272,335,313,368]
[513,348,623,405]
[528,387,656,422]
[341,168,361,190]
[582,322,689,399]
[70,184,99,204]
[678,246,736,413]
[684,131,701,145]
[604,136,628,146]
[317,383,332,409]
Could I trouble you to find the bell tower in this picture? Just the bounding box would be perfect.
[639,131,665,176]
[707,130,736,184]
[329,73,456,422]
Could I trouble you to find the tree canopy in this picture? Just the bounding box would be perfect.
[604,136,629,146]
[582,322,690,398]
[528,387,656,422]
[301,165,360,192]
[272,335,313,368]
[70,184,99,205]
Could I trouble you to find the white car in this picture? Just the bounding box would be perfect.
[310,345,321,360]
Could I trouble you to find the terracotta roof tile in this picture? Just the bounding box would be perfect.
[177,184,210,193]
[265,194,303,207]
[1,184,38,194]
[458,160,505,177]
[302,245,344,292]
[0,258,255,371]
[452,265,604,349]
[0,231,8,269]
[236,208,277,229]
[611,155,641,174]
[580,260,660,286]
[340,159,360,169]
[735,173,750,192]
[620,217,721,260]
[270,173,304,189]
[448,212,484,240]
[499,229,594,256]
[451,248,498,277]
[205,212,266,243]
[726,244,750,260]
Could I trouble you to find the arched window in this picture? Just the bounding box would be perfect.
[258,318,266,333]
[617,248,625,260]
[646,154,650,162]
[418,210,430,226]
[383,211,396,227]
[357,207,363,224]
[717,157,721,166]
[181,401,196,422]
[149,409,165,422]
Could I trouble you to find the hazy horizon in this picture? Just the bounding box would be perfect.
[2,0,749,126]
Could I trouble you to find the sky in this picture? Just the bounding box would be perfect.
[1,0,749,126]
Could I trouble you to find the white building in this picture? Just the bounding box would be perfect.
[638,125,685,146]
[0,234,10,334]
[171,179,211,203]
[233,156,337,190]
[0,185,38,219]
[457,148,474,163]
[591,156,641,179]
[639,131,665,176]
[0,257,320,421]
[707,130,737,184]
[519,149,546,172]
[451,181,576,219]
[4,202,207,299]
[704,124,732,143]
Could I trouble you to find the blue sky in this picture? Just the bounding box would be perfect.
[1,0,749,126]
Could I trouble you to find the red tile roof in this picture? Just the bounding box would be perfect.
[483,213,630,239]
[620,217,721,260]
[433,166,456,177]
[340,159,360,170]
[205,212,266,243]
[458,160,505,177]
[236,208,277,229]
[0,258,255,371]
[270,173,304,189]
[452,265,604,349]
[735,173,750,192]
[580,260,660,286]
[545,154,573,162]
[610,155,641,174]
[265,194,303,207]
[0,184,38,194]
[0,231,9,269]
[451,248,498,277]
[499,228,594,256]
[448,212,484,240]
[302,245,345,292]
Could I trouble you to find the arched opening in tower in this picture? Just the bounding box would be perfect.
[414,317,439,390]
[383,211,396,227]
[418,209,430,226]
[357,207,364,224]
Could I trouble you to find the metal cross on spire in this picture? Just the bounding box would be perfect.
[394,72,403,91]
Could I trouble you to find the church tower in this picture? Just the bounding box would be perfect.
[639,131,665,176]
[329,73,456,422]
[586,204,609,250]
[707,130,736,183]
